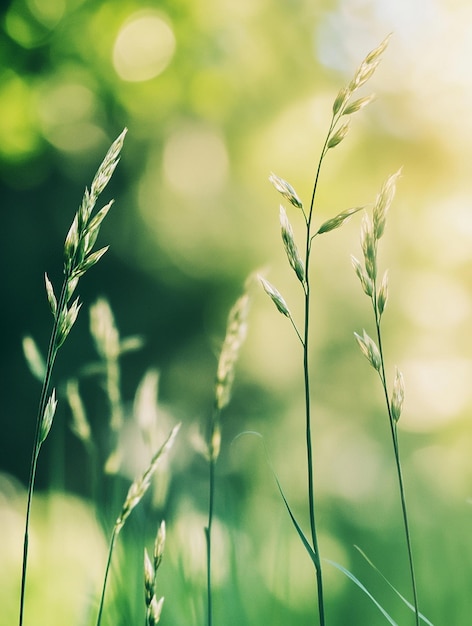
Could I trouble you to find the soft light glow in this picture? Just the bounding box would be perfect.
[163,125,229,196]
[113,11,176,82]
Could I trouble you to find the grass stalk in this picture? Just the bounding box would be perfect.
[374,315,420,626]
[96,424,179,626]
[204,291,250,626]
[353,170,420,624]
[18,129,127,626]
[264,37,391,625]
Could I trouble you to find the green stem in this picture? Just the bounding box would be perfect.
[205,454,216,626]
[19,277,69,626]
[205,406,220,626]
[96,526,119,626]
[373,296,419,626]
[301,118,337,626]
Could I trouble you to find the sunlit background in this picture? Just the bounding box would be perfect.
[2,0,472,624]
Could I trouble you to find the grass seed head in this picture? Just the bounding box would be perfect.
[259,276,291,318]
[66,379,91,444]
[343,94,376,116]
[373,169,402,240]
[391,367,405,422]
[351,255,373,297]
[144,548,155,602]
[154,521,166,570]
[22,336,46,382]
[44,273,57,317]
[327,121,350,149]
[317,206,363,235]
[39,389,57,444]
[147,595,164,626]
[115,424,180,534]
[280,205,305,283]
[90,298,120,360]
[360,213,377,281]
[354,330,382,372]
[377,270,389,318]
[215,292,250,410]
[269,172,303,209]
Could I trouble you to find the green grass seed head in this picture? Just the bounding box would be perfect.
[373,169,402,240]
[259,276,291,318]
[391,367,405,423]
[354,329,382,373]
[377,270,389,318]
[269,172,303,210]
[279,205,305,284]
[215,292,250,411]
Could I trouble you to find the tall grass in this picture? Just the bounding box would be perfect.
[260,37,391,625]
[204,290,250,626]
[352,171,420,624]
[14,35,436,626]
[19,129,127,626]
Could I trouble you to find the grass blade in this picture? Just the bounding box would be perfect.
[325,559,398,626]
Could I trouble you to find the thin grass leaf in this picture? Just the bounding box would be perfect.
[274,470,319,569]
[234,431,320,569]
[354,546,434,626]
[325,559,398,625]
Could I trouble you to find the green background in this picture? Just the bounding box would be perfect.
[2,0,472,624]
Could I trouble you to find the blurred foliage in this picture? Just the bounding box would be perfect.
[2,0,472,624]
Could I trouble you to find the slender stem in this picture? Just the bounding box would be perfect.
[205,406,220,626]
[373,307,419,626]
[302,278,325,625]
[19,277,69,626]
[205,454,216,626]
[301,119,337,626]
[96,526,118,626]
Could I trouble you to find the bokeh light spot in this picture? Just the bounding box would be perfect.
[37,81,105,153]
[113,11,176,82]
[26,0,65,28]
[163,126,229,196]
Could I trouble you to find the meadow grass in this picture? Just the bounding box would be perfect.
[19,129,127,626]
[259,35,421,626]
[15,35,436,626]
